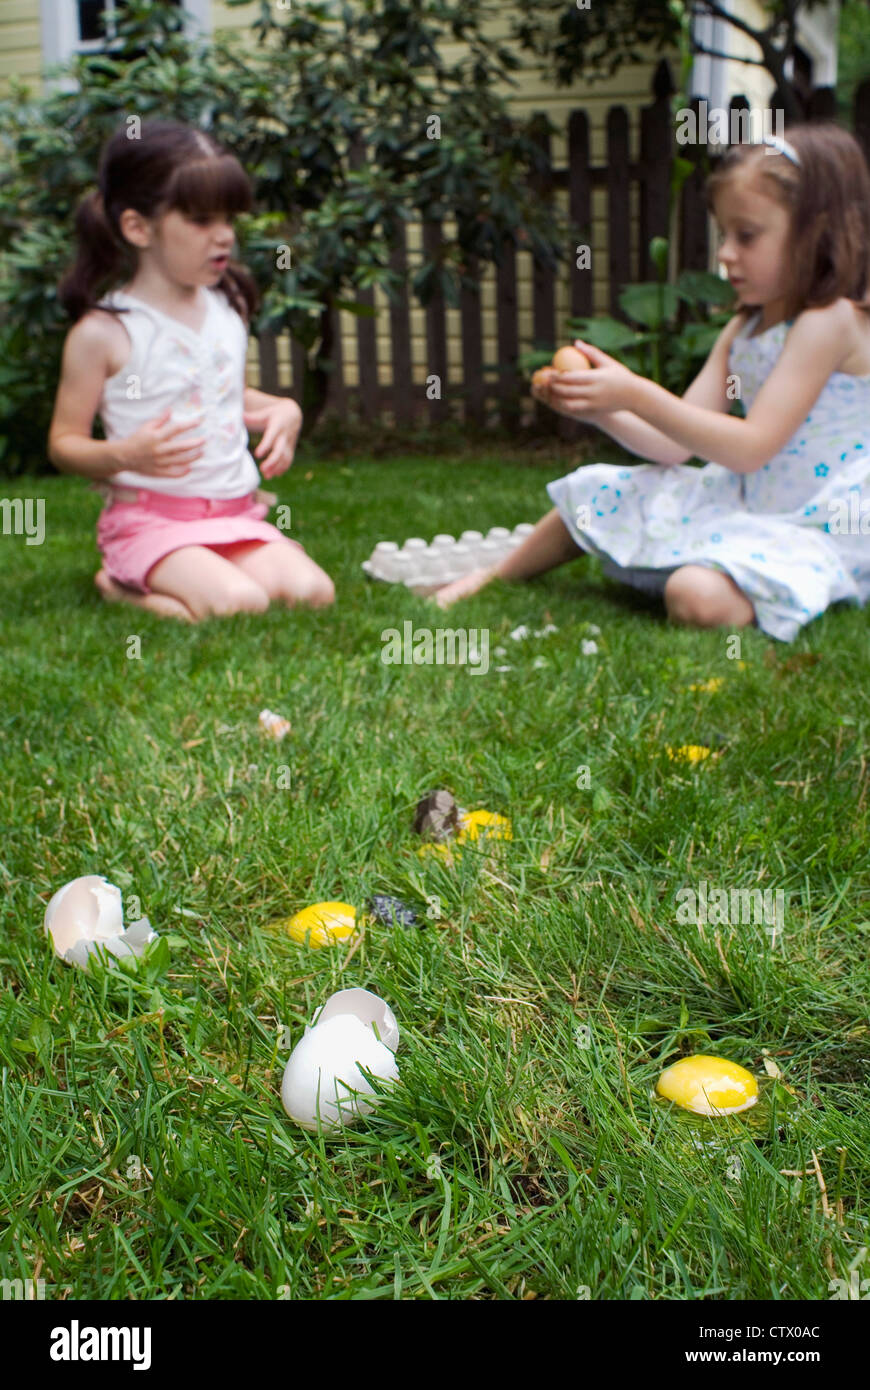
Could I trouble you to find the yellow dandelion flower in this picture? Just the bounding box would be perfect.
[665,744,712,763]
[457,810,513,842]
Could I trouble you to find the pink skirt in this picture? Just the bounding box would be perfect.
[96,488,303,593]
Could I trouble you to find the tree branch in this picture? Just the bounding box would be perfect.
[691,0,783,50]
[691,44,767,66]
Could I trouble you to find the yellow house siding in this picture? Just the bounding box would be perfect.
[0,0,43,90]
[210,0,251,29]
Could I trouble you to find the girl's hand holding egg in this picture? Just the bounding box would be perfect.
[531,345,594,414]
[531,346,592,403]
[244,397,303,478]
[546,340,639,417]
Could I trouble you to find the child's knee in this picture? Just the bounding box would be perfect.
[198,579,270,618]
[665,567,705,622]
[292,571,335,609]
[664,566,752,628]
[308,574,336,608]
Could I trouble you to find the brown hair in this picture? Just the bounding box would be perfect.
[706,121,870,323]
[58,120,258,323]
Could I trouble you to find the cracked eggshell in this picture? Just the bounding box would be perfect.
[45,875,123,955]
[282,990,400,1132]
[307,987,400,1050]
[44,874,156,968]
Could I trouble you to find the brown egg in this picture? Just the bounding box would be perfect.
[531,367,554,392]
[551,344,592,372]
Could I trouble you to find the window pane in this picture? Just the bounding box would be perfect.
[78,1,108,42]
[113,0,183,9]
[78,0,182,46]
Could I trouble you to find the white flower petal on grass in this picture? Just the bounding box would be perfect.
[581,639,599,655]
[509,625,531,641]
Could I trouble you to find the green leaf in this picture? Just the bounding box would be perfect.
[567,316,638,354]
[619,282,680,329]
[333,297,378,318]
[676,269,736,308]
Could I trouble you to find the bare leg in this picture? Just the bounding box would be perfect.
[434,508,581,610]
[664,565,756,629]
[95,568,196,621]
[211,540,335,609]
[146,545,271,620]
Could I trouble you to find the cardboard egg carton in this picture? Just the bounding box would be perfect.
[361,524,536,595]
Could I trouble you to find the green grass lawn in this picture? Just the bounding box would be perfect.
[1,446,868,1300]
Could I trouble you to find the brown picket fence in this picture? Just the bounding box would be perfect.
[256,59,870,438]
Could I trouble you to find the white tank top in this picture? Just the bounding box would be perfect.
[97,287,261,498]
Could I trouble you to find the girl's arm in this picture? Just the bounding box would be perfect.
[243,385,295,412]
[49,313,204,480]
[547,315,746,467]
[540,382,686,466]
[627,303,850,475]
[595,315,750,464]
[579,410,689,467]
[48,316,129,478]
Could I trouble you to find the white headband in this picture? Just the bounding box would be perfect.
[760,133,801,166]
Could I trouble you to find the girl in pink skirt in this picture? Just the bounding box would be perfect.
[48,120,334,621]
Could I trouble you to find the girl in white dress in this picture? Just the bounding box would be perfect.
[436,123,870,642]
[49,120,334,621]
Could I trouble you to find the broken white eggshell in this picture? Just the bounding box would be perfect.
[282,987,400,1133]
[44,875,157,969]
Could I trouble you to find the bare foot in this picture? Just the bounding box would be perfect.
[95,569,195,622]
[433,566,497,610]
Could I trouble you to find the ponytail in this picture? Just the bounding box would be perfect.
[218,261,259,325]
[57,190,131,321]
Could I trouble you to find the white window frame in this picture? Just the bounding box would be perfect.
[40,0,212,69]
[792,0,839,88]
[689,11,729,112]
